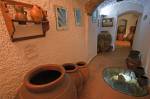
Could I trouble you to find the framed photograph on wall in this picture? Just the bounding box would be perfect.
[74,8,82,26]
[55,6,67,30]
[92,9,98,23]
[102,18,113,27]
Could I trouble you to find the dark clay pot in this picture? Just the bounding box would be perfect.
[62,63,83,96]
[16,64,77,99]
[134,67,145,77]
[126,57,141,70]
[76,61,89,84]
[129,50,140,57]
[137,76,149,87]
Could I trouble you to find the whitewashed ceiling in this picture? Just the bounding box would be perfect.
[98,0,146,9]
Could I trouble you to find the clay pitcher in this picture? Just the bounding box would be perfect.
[30,5,44,23]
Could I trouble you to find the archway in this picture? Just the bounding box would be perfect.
[99,1,144,50]
[116,11,142,48]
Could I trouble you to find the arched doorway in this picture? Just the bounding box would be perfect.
[115,12,142,48]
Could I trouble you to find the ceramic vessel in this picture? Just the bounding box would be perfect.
[16,64,77,99]
[126,57,141,70]
[62,63,83,96]
[76,61,89,84]
[30,5,44,23]
[138,76,149,87]
[15,5,27,24]
[134,66,145,77]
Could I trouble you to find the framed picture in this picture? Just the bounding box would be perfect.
[74,8,82,26]
[102,18,113,27]
[92,9,98,23]
[55,6,67,30]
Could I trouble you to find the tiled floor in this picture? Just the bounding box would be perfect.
[79,42,150,99]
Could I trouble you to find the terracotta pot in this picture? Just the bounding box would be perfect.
[30,5,44,23]
[16,64,77,99]
[133,66,145,77]
[15,12,27,23]
[62,63,83,96]
[126,57,141,70]
[76,61,89,84]
[137,76,149,87]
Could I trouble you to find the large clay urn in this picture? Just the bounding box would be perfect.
[76,61,89,84]
[30,5,44,23]
[62,63,83,96]
[15,64,77,99]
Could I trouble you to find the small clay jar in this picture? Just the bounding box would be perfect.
[62,63,83,96]
[126,57,141,70]
[134,66,145,77]
[76,61,89,84]
[137,76,149,88]
[16,64,77,99]
[30,5,44,23]
[129,50,140,58]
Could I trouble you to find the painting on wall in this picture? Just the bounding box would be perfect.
[102,18,113,27]
[92,9,99,23]
[74,8,82,26]
[55,6,67,30]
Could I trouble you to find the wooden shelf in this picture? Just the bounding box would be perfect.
[0,0,50,42]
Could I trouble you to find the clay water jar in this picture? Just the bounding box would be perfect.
[30,5,44,23]
[137,76,149,87]
[76,61,89,84]
[134,66,145,77]
[129,50,140,57]
[16,64,77,99]
[126,57,141,70]
[62,63,83,95]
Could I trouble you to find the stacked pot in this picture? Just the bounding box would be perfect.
[62,61,89,96]
[126,50,141,70]
[15,62,89,99]
[126,50,149,88]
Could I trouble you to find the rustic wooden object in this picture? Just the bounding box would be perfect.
[85,0,104,16]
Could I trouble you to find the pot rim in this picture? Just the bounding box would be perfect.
[24,64,65,93]
[62,63,78,73]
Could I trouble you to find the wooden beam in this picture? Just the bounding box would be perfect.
[85,0,104,16]
[0,0,33,8]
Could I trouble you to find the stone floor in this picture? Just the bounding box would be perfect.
[79,41,150,99]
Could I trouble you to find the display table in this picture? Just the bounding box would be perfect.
[103,67,149,97]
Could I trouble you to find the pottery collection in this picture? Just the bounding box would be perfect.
[16,62,89,99]
[16,64,77,99]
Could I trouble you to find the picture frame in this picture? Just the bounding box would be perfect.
[102,18,113,27]
[74,8,82,26]
[55,6,67,30]
[92,9,98,23]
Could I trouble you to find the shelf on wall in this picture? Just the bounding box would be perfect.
[0,0,50,42]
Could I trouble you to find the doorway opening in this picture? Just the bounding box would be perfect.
[115,12,141,48]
